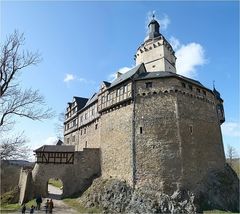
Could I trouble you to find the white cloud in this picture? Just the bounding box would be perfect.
[169,37,206,78]
[78,78,95,85]
[108,66,132,82]
[222,122,240,137]
[159,14,170,31]
[44,136,58,145]
[64,73,75,82]
[169,36,181,50]
[175,43,206,78]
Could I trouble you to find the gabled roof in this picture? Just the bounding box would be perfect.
[73,97,89,110]
[109,63,146,89]
[102,81,111,87]
[83,93,98,108]
[34,145,75,153]
[56,140,63,145]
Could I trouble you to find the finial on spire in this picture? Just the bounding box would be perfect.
[213,80,215,89]
[152,11,155,20]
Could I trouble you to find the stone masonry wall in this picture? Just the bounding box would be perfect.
[134,81,181,194]
[100,104,134,185]
[177,92,225,190]
[24,149,101,202]
[76,119,100,150]
[133,77,225,194]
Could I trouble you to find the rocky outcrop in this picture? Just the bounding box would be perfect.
[79,164,239,213]
[79,179,199,213]
[195,163,239,212]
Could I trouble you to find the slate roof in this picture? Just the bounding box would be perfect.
[109,63,144,89]
[74,97,88,109]
[34,145,75,153]
[137,71,205,89]
[83,93,98,109]
[56,140,63,145]
[103,81,111,87]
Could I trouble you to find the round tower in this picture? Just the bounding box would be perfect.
[135,16,177,73]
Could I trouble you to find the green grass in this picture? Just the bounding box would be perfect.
[204,210,238,213]
[0,203,21,213]
[63,198,102,213]
[48,178,63,188]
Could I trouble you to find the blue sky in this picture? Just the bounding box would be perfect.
[1,1,239,159]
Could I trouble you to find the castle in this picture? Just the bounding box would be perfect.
[63,16,226,193]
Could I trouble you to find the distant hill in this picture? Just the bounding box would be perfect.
[6,160,34,167]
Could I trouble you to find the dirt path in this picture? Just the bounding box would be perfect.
[9,185,78,214]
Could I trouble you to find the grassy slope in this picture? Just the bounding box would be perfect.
[48,178,63,188]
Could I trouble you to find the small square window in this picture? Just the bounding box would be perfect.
[181,82,186,88]
[188,85,193,90]
[146,82,152,88]
[197,88,200,93]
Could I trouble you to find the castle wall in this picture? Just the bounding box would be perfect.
[77,119,100,150]
[134,79,182,193]
[100,104,134,185]
[177,92,225,189]
[133,77,225,193]
[18,169,33,204]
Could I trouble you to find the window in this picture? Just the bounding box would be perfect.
[146,82,152,88]
[203,90,206,95]
[197,88,201,93]
[73,119,77,127]
[85,141,88,148]
[95,124,98,130]
[188,84,193,90]
[72,135,75,142]
[92,109,94,116]
[67,138,70,144]
[189,126,193,134]
[140,127,143,134]
[80,129,82,135]
[181,82,186,88]
[85,113,87,119]
[84,128,86,134]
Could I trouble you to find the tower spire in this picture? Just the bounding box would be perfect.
[148,14,160,40]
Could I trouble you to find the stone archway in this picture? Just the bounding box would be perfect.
[47,178,63,200]
[18,148,101,204]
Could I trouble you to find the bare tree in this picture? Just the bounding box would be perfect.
[55,112,65,141]
[0,31,53,132]
[0,31,54,160]
[226,145,238,167]
[0,133,29,160]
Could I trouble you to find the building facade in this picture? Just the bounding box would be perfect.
[64,17,225,194]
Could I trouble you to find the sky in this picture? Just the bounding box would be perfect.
[0,1,239,160]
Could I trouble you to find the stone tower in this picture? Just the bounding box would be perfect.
[135,16,176,73]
